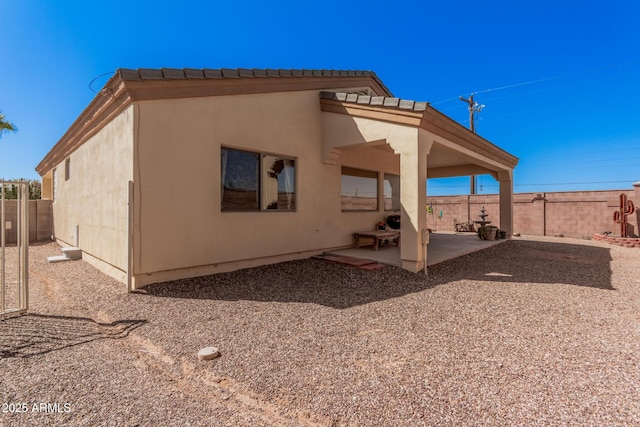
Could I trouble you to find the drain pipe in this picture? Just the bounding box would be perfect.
[127,180,134,293]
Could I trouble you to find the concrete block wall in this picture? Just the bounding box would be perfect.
[426,195,469,231]
[3,187,636,245]
[1,200,53,244]
[514,194,544,235]
[427,184,640,238]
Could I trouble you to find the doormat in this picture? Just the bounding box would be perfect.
[315,254,386,270]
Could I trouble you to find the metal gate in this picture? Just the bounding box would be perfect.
[1,181,29,318]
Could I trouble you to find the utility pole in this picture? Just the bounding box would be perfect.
[459,94,485,194]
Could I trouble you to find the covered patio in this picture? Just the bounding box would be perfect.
[321,92,518,273]
[325,231,506,269]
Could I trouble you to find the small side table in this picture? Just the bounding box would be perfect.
[353,230,401,251]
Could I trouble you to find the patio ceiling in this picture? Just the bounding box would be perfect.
[371,142,496,177]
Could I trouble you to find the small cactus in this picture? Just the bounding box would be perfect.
[613,194,635,237]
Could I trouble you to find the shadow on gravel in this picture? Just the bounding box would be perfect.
[0,314,147,359]
[142,239,613,309]
[143,258,433,309]
[437,239,614,290]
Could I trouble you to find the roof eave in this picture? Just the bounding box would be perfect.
[120,71,392,101]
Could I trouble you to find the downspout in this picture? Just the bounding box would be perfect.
[127,180,133,292]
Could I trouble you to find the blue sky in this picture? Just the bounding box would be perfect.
[1,0,639,196]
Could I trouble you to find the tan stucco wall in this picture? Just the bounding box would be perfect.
[51,105,134,277]
[133,91,401,284]
[41,171,52,200]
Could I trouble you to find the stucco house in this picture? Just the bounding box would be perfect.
[36,68,518,290]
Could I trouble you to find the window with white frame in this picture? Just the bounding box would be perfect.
[221,147,296,212]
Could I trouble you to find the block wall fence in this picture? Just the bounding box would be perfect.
[1,200,53,244]
[3,184,639,245]
[427,182,640,239]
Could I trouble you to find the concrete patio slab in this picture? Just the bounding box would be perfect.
[325,231,505,268]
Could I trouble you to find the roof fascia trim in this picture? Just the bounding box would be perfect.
[122,75,391,101]
[118,68,392,97]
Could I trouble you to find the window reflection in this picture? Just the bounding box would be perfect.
[221,148,296,212]
[341,167,378,211]
[384,173,400,211]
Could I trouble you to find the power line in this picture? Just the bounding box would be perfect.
[533,158,640,168]
[431,58,640,106]
[468,71,636,109]
[89,71,116,93]
[493,59,640,99]
[515,180,635,187]
[471,76,560,96]
[429,179,635,188]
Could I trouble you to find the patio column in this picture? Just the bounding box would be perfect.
[498,170,514,237]
[390,135,432,272]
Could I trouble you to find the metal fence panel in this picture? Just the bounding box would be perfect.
[1,181,29,318]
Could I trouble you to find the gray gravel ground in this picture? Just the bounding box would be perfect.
[1,236,640,426]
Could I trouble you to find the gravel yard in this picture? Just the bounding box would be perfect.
[2,236,640,426]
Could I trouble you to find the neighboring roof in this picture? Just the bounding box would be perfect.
[36,68,392,175]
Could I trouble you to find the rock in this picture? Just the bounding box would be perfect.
[198,347,220,361]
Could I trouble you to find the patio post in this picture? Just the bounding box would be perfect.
[498,170,514,237]
[390,134,432,272]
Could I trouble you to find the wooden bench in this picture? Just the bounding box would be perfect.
[353,230,400,251]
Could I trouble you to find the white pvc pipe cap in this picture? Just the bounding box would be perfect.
[198,346,220,361]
